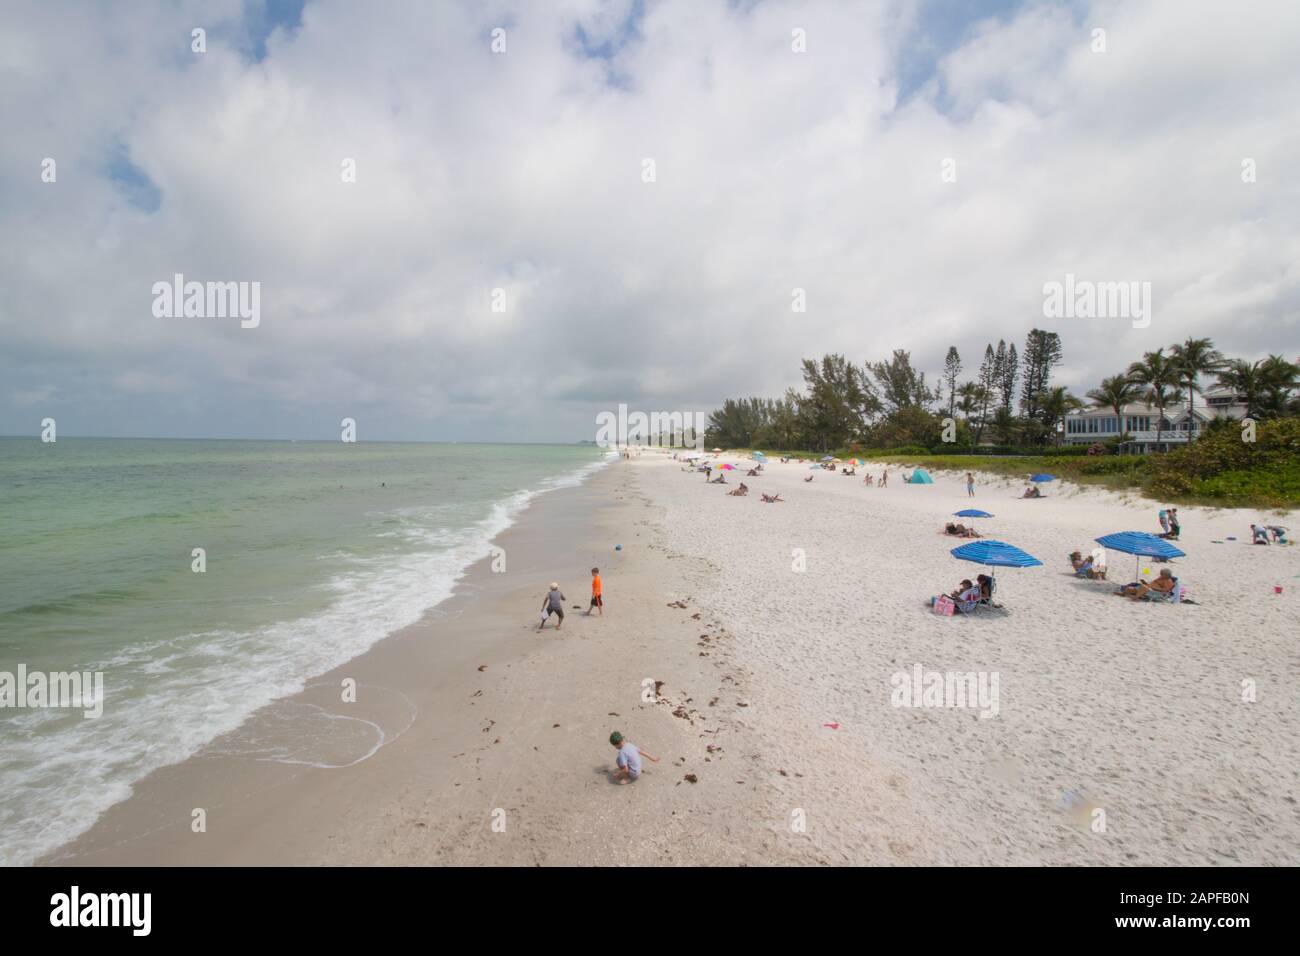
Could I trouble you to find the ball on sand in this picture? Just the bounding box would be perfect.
[615,544,622,551]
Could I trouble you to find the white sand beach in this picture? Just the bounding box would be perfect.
[638,452,1300,865]
[50,453,1299,866]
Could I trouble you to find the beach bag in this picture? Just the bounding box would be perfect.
[932,595,956,616]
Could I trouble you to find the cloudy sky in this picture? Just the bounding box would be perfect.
[2,0,1297,441]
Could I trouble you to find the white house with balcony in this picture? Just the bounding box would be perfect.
[1064,384,1249,453]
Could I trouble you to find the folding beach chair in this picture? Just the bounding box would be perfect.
[1142,577,1181,603]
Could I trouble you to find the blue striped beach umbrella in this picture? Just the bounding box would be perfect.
[954,509,993,518]
[950,540,1042,605]
[1095,531,1185,577]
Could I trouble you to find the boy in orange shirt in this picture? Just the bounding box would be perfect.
[586,567,603,616]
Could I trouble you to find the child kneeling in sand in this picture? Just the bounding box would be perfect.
[609,731,659,784]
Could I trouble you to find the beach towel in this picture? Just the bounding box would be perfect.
[932,595,956,616]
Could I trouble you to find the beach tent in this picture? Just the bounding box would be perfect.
[909,468,934,484]
[954,509,993,518]
[1094,531,1185,578]
[950,540,1042,607]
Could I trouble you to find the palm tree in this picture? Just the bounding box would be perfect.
[1086,374,1142,446]
[1127,349,1182,452]
[1169,337,1223,440]
[1036,387,1084,446]
[1216,359,1267,419]
[1259,354,1300,416]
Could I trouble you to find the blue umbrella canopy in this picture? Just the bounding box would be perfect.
[820,455,834,461]
[1094,532,1185,559]
[954,509,993,518]
[951,540,1042,568]
[1030,473,1057,482]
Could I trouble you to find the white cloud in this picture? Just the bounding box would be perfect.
[1,0,1297,439]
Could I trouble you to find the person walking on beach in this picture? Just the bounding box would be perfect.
[538,582,566,631]
[880,470,888,487]
[587,567,603,616]
[966,472,975,497]
[608,731,659,784]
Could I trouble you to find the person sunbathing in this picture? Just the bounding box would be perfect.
[930,579,981,610]
[760,493,783,503]
[727,483,749,496]
[1022,486,1042,498]
[804,475,814,482]
[746,468,759,476]
[1069,551,1104,578]
[944,522,981,538]
[1115,568,1176,600]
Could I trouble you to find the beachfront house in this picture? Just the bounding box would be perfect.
[1063,384,1249,453]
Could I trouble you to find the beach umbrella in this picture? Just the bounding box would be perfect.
[718,463,735,470]
[954,509,993,518]
[820,455,834,461]
[1030,473,1056,482]
[950,540,1042,606]
[1095,531,1186,578]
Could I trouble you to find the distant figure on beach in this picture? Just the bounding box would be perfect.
[966,472,975,497]
[587,567,603,615]
[903,472,912,483]
[1251,524,1270,545]
[1159,508,1180,539]
[760,493,783,503]
[703,464,712,481]
[1270,525,1289,543]
[1022,485,1041,498]
[1158,509,1170,535]
[538,582,566,631]
[863,473,874,486]
[609,731,659,784]
[880,471,888,487]
[804,474,814,482]
[727,483,749,496]
[944,522,980,538]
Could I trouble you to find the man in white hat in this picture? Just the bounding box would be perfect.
[538,582,566,630]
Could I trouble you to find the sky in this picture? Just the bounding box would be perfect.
[2,0,1298,442]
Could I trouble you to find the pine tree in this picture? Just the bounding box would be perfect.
[1019,329,1062,424]
[1000,342,1019,412]
[976,344,997,443]
[943,346,962,418]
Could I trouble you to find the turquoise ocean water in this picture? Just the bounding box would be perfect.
[0,438,607,865]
